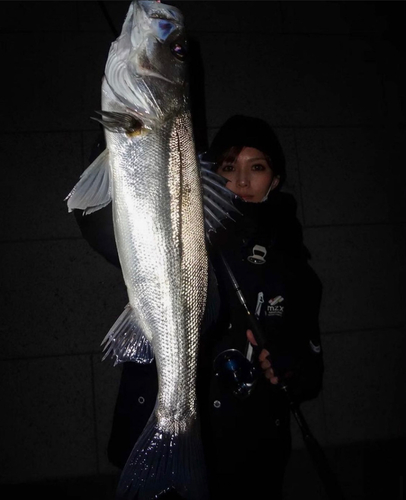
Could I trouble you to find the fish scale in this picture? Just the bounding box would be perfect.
[109,115,206,426]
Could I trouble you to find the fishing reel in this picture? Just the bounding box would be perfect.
[213,349,260,400]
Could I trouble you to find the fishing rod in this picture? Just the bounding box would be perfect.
[97,1,119,39]
[219,252,346,500]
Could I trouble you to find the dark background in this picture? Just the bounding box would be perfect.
[0,1,405,499]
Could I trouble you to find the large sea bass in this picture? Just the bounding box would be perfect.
[67,1,211,498]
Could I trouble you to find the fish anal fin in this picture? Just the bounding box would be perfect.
[102,304,154,365]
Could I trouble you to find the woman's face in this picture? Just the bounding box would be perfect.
[216,147,279,202]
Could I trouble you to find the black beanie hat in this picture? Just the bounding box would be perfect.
[205,115,286,186]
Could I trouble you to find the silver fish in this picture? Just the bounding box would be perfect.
[66,1,209,498]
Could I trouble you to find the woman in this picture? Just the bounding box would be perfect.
[195,115,323,499]
[75,115,323,499]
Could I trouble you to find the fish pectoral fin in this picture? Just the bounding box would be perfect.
[91,110,143,135]
[101,304,154,366]
[65,148,112,215]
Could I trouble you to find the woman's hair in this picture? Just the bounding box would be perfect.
[205,115,286,187]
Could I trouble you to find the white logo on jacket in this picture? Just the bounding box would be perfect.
[310,340,321,353]
[247,244,267,264]
[265,296,284,317]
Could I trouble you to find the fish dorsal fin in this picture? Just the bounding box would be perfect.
[65,149,112,215]
[200,162,241,239]
[101,304,154,366]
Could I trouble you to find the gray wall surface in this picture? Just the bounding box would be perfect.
[1,1,405,499]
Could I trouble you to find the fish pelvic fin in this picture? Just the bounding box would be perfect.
[65,148,111,215]
[116,414,209,500]
[101,304,154,365]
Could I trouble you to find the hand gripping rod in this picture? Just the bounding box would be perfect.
[219,252,346,500]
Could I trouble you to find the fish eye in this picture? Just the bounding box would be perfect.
[170,42,187,60]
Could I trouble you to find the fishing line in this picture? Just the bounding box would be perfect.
[97,1,119,39]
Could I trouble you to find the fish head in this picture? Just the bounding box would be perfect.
[131,1,187,86]
[104,0,188,123]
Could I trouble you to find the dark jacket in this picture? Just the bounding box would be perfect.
[196,193,323,497]
[74,186,323,499]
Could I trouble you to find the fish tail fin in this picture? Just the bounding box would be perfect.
[116,413,208,500]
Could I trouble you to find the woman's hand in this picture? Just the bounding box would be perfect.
[246,329,279,385]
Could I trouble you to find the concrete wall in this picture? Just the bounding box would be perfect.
[1,1,404,498]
